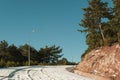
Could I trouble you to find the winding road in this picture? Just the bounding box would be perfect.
[0,66,93,80]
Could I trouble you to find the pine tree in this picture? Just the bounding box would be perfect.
[79,0,112,50]
[38,45,63,64]
[79,0,113,59]
[0,40,9,61]
[109,0,120,43]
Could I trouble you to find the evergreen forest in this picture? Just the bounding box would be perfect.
[0,40,75,67]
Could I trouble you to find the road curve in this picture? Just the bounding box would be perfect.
[0,66,93,80]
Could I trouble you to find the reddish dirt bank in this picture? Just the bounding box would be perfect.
[74,44,120,80]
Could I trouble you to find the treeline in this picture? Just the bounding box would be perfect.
[0,40,75,67]
[79,0,120,58]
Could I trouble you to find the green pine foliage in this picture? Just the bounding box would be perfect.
[0,59,6,67]
[79,0,120,59]
[38,45,63,64]
[0,40,72,67]
[6,61,16,67]
[110,0,120,43]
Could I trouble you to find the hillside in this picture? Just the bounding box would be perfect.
[74,44,120,80]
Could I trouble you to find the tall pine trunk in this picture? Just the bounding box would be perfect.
[98,18,105,45]
[99,23,105,45]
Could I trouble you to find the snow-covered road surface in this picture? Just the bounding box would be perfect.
[0,66,93,80]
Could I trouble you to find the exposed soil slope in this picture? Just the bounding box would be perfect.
[75,44,120,80]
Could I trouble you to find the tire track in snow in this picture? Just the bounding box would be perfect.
[40,67,56,80]
[27,69,33,80]
[8,67,32,80]
[0,66,94,80]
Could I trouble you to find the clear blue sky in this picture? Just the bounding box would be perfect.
[0,0,112,62]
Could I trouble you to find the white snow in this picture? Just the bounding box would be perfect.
[0,65,93,80]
